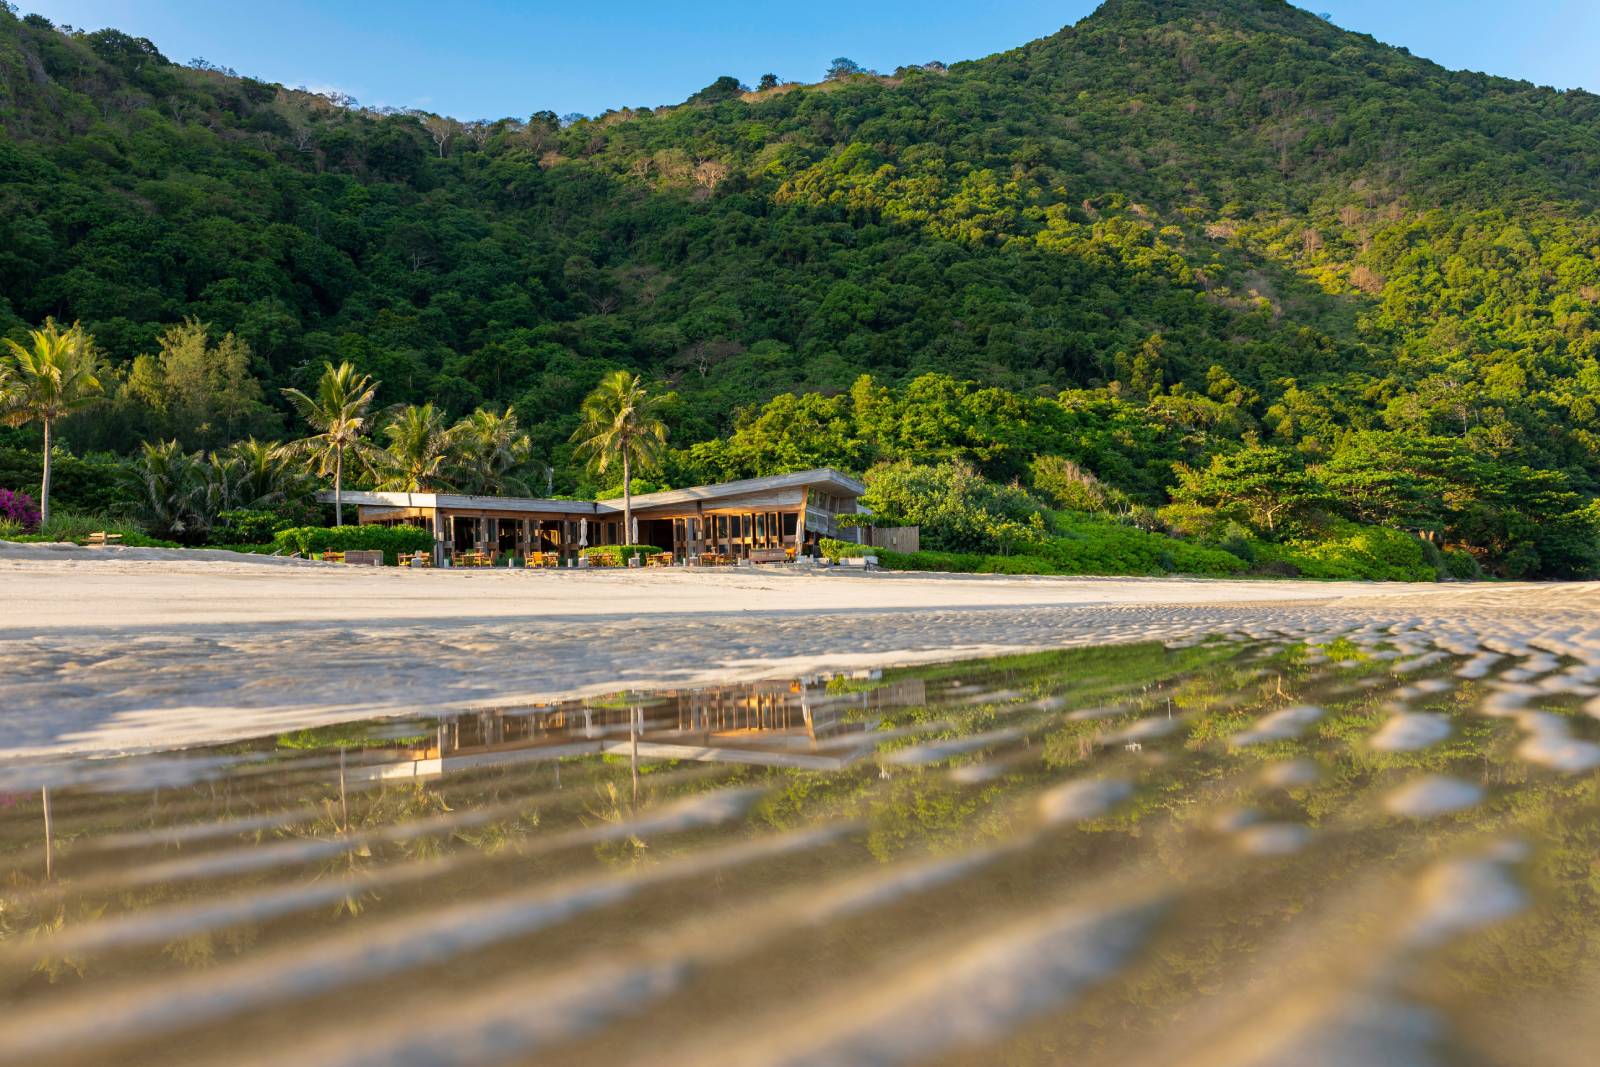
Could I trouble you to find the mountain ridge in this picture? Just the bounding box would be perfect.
[2,1,1599,522]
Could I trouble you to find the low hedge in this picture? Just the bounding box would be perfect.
[7,530,181,548]
[271,524,434,565]
[819,537,872,562]
[874,517,1245,578]
[1040,517,1245,577]
[1257,522,1436,582]
[583,544,664,566]
[878,549,1058,575]
[212,508,296,545]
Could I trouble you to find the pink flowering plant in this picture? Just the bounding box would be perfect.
[0,488,42,532]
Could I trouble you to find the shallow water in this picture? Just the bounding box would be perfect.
[5,635,1600,1066]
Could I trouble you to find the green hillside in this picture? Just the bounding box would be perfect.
[4,0,1600,576]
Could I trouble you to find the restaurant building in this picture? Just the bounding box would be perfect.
[323,467,868,565]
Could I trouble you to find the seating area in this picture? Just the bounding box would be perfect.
[85,531,123,547]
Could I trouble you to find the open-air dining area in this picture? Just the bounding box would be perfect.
[319,468,904,568]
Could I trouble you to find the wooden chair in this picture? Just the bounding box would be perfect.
[85,531,123,547]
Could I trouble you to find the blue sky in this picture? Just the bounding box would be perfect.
[20,1,1600,118]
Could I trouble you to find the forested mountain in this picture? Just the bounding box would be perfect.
[4,0,1600,575]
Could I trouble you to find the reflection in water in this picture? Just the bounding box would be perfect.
[5,635,1600,1066]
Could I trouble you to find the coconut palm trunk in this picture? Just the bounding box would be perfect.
[622,451,632,543]
[39,416,52,527]
[334,445,344,526]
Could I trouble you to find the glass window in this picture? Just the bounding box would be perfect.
[782,512,798,537]
[755,513,765,539]
[717,515,728,538]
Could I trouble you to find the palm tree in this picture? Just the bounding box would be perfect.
[0,320,104,526]
[223,437,302,508]
[280,362,379,525]
[371,403,455,492]
[131,440,205,541]
[451,406,533,495]
[570,371,667,540]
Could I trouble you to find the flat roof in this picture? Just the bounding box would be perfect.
[599,468,865,510]
[320,468,864,515]
[324,491,609,514]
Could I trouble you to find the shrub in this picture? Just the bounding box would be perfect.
[1037,515,1245,576]
[1030,456,1120,512]
[1441,547,1483,581]
[862,459,1044,553]
[4,509,176,547]
[875,516,1248,577]
[0,447,136,513]
[213,508,294,545]
[271,524,434,564]
[819,537,871,562]
[878,549,1059,575]
[1259,522,1435,582]
[583,544,663,566]
[0,488,41,532]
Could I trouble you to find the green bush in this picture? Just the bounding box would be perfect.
[4,509,178,548]
[271,524,434,564]
[0,447,137,513]
[875,517,1248,577]
[878,549,1059,575]
[213,508,295,545]
[583,544,663,566]
[862,459,1045,553]
[1441,547,1484,581]
[1258,522,1436,582]
[1036,515,1246,576]
[819,537,871,562]
[1030,455,1122,512]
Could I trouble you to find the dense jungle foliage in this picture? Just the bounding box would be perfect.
[4,0,1600,576]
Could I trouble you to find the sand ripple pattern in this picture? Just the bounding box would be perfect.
[8,613,1600,1067]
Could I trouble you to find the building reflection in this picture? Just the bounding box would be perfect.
[351,673,927,781]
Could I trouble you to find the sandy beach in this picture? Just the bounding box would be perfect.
[5,541,1599,760]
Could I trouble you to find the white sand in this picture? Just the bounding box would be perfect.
[5,540,1600,760]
